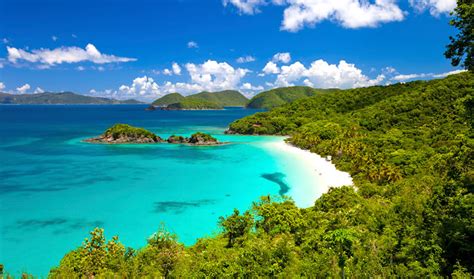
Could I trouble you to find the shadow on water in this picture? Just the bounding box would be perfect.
[6,218,104,236]
[153,199,216,214]
[261,172,290,195]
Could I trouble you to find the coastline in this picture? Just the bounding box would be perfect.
[262,139,353,208]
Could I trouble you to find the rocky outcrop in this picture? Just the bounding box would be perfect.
[84,124,162,144]
[84,124,223,146]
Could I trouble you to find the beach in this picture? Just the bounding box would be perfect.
[262,139,353,208]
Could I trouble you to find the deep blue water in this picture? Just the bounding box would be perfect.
[0,105,308,277]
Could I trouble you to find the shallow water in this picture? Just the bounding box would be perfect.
[0,105,318,276]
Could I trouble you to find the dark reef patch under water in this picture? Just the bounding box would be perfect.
[9,218,104,235]
[261,172,290,195]
[153,199,216,214]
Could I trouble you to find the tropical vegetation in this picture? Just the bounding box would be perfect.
[151,93,185,107]
[48,72,473,278]
[246,86,337,109]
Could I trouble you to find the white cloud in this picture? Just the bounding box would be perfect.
[223,0,267,14]
[34,87,45,94]
[112,60,250,101]
[119,76,161,100]
[0,82,5,91]
[185,60,249,91]
[7,44,137,66]
[393,69,466,81]
[262,61,280,74]
[187,41,199,48]
[236,55,256,63]
[16,84,31,94]
[240,82,265,97]
[162,69,173,75]
[76,66,85,71]
[224,0,406,31]
[270,59,385,88]
[432,69,466,78]
[52,36,58,41]
[409,0,456,15]
[272,52,291,63]
[172,62,182,75]
[2,38,8,44]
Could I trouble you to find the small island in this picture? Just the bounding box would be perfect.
[84,124,163,144]
[85,124,224,146]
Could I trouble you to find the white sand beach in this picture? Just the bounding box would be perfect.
[262,139,353,208]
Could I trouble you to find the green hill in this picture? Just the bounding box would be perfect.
[0,92,141,105]
[151,93,185,106]
[152,90,249,110]
[49,73,474,278]
[246,86,338,109]
[164,98,223,110]
[187,90,248,107]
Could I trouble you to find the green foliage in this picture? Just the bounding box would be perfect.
[154,90,249,109]
[188,132,218,143]
[151,93,185,106]
[104,123,160,141]
[51,73,473,278]
[166,98,223,110]
[219,209,253,247]
[246,86,338,109]
[445,0,474,71]
[187,90,248,107]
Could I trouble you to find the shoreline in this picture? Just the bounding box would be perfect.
[262,139,353,207]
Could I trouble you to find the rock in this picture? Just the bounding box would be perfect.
[145,105,156,111]
[167,135,187,144]
[84,124,162,144]
[188,132,220,145]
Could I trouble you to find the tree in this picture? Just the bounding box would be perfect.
[219,209,253,247]
[445,0,474,71]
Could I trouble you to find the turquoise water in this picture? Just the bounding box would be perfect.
[0,105,314,277]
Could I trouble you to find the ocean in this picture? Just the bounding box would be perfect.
[0,105,321,276]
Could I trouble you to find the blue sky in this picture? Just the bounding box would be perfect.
[0,0,463,101]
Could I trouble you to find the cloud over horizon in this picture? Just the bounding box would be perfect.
[6,44,137,67]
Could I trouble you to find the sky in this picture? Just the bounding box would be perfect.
[0,0,464,101]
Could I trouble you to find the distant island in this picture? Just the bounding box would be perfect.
[148,90,248,110]
[0,92,142,105]
[246,86,339,109]
[148,87,342,111]
[85,124,223,145]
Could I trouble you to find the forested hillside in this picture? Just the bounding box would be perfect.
[49,73,473,278]
[151,93,185,106]
[246,86,337,109]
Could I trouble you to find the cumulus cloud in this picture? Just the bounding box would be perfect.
[7,44,137,66]
[0,82,5,91]
[223,0,267,14]
[111,60,250,101]
[16,84,31,94]
[224,0,406,31]
[240,82,265,97]
[262,61,280,74]
[265,59,385,88]
[119,76,161,99]
[272,52,291,63]
[187,41,199,48]
[392,69,466,81]
[185,60,249,91]
[34,87,45,94]
[172,62,182,75]
[236,55,256,63]
[409,0,456,15]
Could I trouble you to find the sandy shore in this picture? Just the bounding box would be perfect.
[262,139,353,207]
